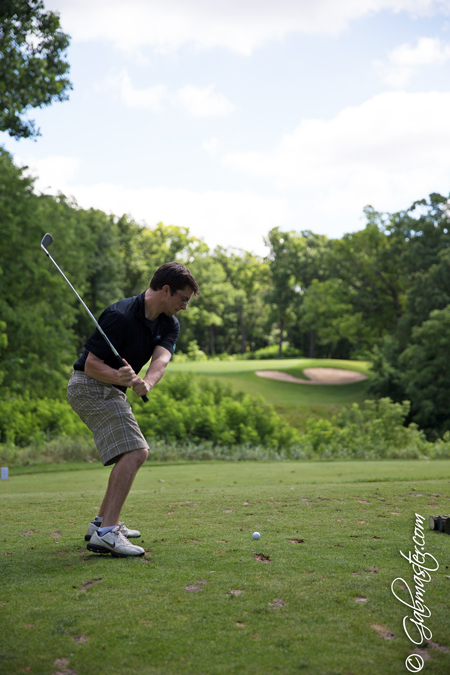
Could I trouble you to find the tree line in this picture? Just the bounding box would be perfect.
[1,148,450,437]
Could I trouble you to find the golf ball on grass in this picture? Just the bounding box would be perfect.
[252,532,260,540]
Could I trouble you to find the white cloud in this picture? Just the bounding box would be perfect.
[375,37,450,86]
[102,70,234,117]
[202,138,222,156]
[175,85,235,117]
[16,154,82,191]
[102,70,167,112]
[223,90,450,220]
[17,155,286,254]
[46,0,450,56]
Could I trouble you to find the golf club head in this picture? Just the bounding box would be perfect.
[41,233,54,250]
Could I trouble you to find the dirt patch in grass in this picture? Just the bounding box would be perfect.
[288,538,304,543]
[427,641,450,653]
[80,578,103,590]
[371,624,395,640]
[270,599,286,608]
[254,553,271,563]
[186,584,202,592]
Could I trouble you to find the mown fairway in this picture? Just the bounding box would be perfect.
[1,460,450,675]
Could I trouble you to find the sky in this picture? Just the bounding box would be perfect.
[3,0,450,255]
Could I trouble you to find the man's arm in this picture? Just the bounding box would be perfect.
[141,345,172,392]
[85,352,139,389]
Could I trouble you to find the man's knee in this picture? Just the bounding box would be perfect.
[135,447,148,466]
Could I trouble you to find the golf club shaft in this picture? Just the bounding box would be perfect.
[41,236,148,402]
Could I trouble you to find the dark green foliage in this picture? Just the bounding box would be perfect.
[301,398,431,458]
[398,306,450,437]
[242,344,302,360]
[0,394,89,445]
[398,248,450,348]
[0,148,78,396]
[367,194,450,435]
[265,228,329,358]
[367,335,406,402]
[0,0,72,138]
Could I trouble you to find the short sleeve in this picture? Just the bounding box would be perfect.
[158,318,180,355]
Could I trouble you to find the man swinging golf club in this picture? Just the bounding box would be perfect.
[67,262,199,557]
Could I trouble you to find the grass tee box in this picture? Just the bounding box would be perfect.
[1,460,450,675]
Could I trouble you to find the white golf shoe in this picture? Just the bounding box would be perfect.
[87,526,145,557]
[85,521,141,541]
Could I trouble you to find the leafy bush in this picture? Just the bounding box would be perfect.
[173,340,208,362]
[132,372,300,449]
[243,344,302,360]
[299,398,434,459]
[0,394,90,446]
[3,376,450,467]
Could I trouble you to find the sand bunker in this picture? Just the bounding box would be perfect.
[255,367,367,385]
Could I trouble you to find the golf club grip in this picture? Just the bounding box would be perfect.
[116,356,149,403]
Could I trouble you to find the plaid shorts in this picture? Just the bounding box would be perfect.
[67,371,149,466]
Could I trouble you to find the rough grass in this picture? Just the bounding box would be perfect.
[1,461,450,675]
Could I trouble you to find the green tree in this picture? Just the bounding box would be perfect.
[398,248,450,348]
[265,228,329,358]
[0,0,72,139]
[368,193,450,407]
[0,149,79,395]
[324,211,407,352]
[388,193,450,277]
[118,219,207,297]
[181,255,236,356]
[398,306,450,437]
[214,247,269,354]
[0,320,7,385]
[301,278,367,356]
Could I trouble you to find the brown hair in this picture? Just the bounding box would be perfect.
[150,262,200,296]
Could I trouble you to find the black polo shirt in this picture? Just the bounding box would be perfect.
[74,292,179,392]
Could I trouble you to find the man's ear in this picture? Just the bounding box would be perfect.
[161,284,172,297]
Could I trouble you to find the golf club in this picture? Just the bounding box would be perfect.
[40,233,149,402]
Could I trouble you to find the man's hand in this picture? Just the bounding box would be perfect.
[119,360,151,397]
[117,360,140,388]
[131,377,151,398]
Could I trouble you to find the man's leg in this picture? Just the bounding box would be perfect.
[98,447,148,526]
[86,448,148,557]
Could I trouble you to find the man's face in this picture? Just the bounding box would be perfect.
[166,285,194,316]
